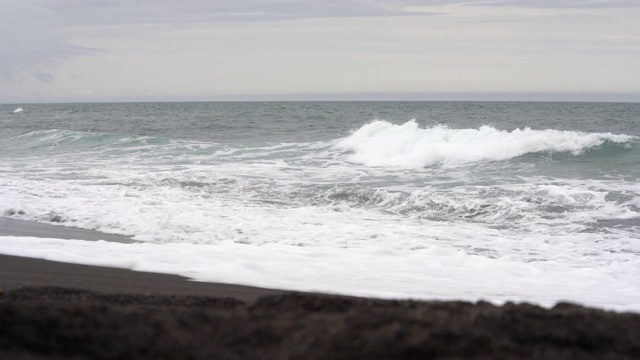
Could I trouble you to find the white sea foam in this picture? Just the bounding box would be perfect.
[1,235,639,312]
[12,107,23,113]
[1,126,639,311]
[336,120,636,168]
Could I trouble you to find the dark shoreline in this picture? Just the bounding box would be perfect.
[0,254,285,303]
[0,217,136,243]
[2,283,640,359]
[2,258,640,358]
[2,219,640,358]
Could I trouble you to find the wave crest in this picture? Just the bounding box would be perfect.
[336,120,636,168]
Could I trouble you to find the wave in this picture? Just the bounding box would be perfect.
[0,129,336,172]
[134,175,638,227]
[3,125,637,174]
[336,120,637,168]
[310,183,640,226]
[0,129,226,157]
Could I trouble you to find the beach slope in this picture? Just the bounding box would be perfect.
[2,219,640,358]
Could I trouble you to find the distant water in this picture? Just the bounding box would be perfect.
[1,102,639,310]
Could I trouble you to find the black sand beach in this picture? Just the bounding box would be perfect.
[2,219,640,359]
[0,218,136,243]
[0,218,284,302]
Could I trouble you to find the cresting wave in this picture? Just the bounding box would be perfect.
[4,125,637,168]
[336,120,637,168]
[1,126,638,238]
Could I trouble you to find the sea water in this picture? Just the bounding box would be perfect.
[1,102,639,311]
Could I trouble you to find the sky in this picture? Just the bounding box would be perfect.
[1,0,640,103]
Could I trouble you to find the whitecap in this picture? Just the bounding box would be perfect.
[336,120,636,168]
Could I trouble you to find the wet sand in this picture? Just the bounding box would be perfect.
[0,217,136,243]
[0,218,285,302]
[2,218,640,359]
[0,254,284,302]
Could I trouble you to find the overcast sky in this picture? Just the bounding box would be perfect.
[2,0,640,102]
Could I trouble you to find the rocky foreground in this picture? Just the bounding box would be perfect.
[1,287,639,359]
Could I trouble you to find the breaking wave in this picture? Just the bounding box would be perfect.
[336,120,637,168]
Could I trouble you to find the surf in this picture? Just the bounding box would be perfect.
[336,120,637,168]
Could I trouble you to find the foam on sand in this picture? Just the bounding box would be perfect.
[1,234,639,313]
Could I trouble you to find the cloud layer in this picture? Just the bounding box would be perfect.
[0,2,94,81]
[4,0,637,80]
[1,0,430,81]
[1,0,639,101]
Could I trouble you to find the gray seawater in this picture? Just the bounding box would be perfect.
[2,101,638,230]
[1,101,640,308]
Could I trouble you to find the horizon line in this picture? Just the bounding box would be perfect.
[2,91,640,104]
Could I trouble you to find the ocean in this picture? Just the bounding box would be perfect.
[1,101,639,311]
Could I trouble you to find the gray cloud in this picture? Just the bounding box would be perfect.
[0,1,94,81]
[472,0,640,8]
[1,0,435,80]
[31,0,434,26]
[373,0,640,8]
[2,0,636,84]
[32,70,55,82]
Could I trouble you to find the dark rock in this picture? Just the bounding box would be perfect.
[1,286,639,359]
